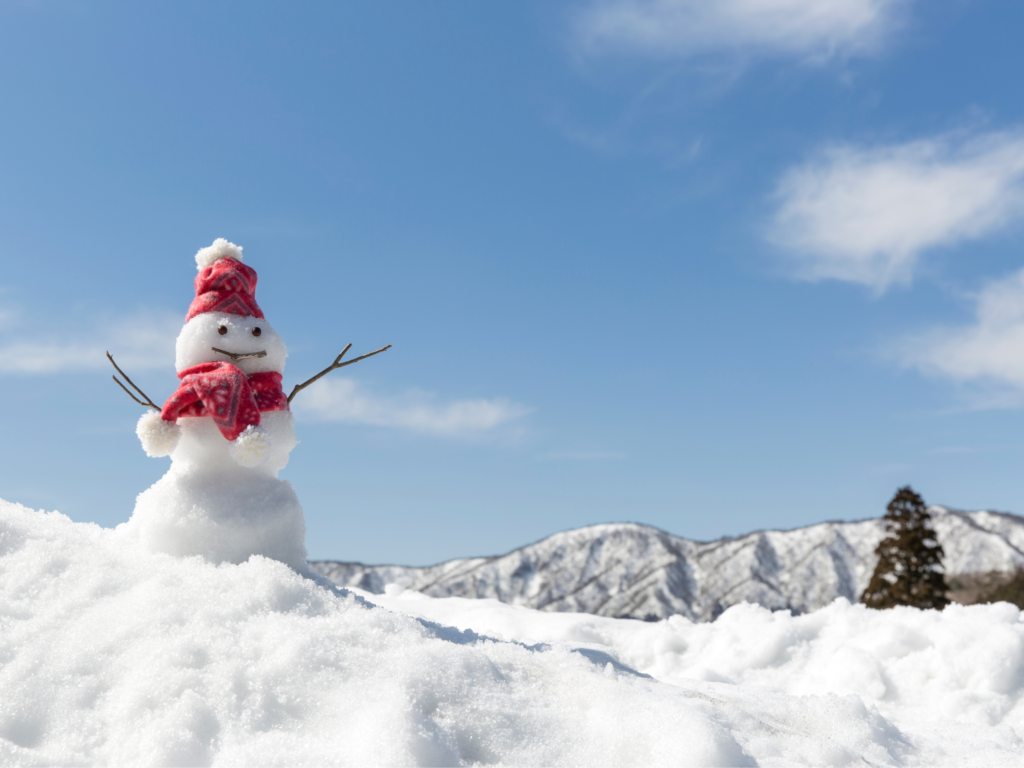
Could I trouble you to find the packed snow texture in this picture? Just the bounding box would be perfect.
[312,508,1024,621]
[3,499,1023,766]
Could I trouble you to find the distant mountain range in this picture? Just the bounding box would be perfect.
[308,508,1024,621]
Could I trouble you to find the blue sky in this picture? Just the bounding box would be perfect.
[3,0,1024,565]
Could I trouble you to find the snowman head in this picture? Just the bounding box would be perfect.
[174,239,288,375]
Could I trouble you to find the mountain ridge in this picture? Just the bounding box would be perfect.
[309,507,1024,621]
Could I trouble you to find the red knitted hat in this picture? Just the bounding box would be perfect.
[186,238,265,322]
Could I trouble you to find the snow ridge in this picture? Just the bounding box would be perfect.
[310,508,1024,621]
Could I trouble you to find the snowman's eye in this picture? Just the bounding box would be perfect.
[252,327,262,337]
[218,326,228,336]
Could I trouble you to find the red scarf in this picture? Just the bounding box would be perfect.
[161,362,289,441]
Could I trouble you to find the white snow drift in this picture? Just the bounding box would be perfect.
[2,499,1023,766]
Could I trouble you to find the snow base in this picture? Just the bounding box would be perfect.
[2,499,1023,766]
[126,412,304,570]
[124,464,307,572]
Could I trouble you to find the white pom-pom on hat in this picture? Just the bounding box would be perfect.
[136,411,181,458]
[195,238,244,270]
[229,424,271,468]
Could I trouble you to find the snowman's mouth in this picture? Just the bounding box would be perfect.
[211,347,268,362]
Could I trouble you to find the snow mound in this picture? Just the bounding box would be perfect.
[3,499,1023,766]
[367,587,1024,764]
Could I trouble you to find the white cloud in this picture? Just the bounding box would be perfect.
[293,378,532,437]
[574,0,908,61]
[0,311,180,374]
[770,131,1024,292]
[895,269,1024,395]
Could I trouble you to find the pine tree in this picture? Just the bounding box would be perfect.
[861,486,949,610]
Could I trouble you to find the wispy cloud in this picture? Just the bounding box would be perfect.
[892,269,1024,400]
[0,309,180,373]
[770,130,1024,292]
[292,378,532,438]
[573,0,909,62]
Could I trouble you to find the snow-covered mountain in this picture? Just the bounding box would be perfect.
[310,507,1024,621]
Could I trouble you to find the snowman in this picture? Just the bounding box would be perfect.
[115,238,389,571]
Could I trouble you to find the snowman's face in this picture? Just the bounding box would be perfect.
[175,313,288,375]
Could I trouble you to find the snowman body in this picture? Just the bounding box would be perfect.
[128,411,306,571]
[120,242,309,571]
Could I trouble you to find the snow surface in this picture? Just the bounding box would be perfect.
[3,498,1024,766]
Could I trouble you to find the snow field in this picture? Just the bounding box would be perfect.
[368,586,1024,764]
[369,585,1024,725]
[0,501,748,766]
[2,499,1023,766]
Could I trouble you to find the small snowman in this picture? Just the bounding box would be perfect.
[114,239,389,571]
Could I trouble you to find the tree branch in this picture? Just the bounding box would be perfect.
[106,351,160,411]
[287,343,392,404]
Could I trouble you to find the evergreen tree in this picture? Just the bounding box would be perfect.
[861,486,949,610]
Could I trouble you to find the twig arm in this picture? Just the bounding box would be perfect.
[107,351,160,410]
[112,376,160,410]
[287,343,391,404]
[287,344,351,403]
